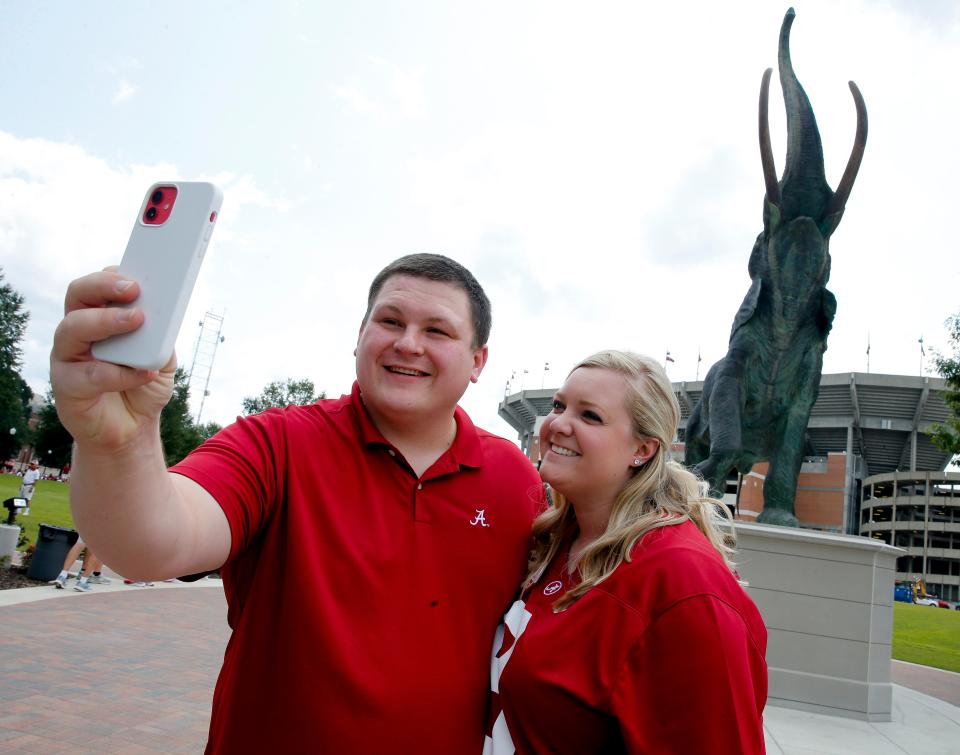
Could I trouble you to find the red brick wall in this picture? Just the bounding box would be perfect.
[735,453,847,530]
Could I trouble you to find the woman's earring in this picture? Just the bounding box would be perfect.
[633,458,642,466]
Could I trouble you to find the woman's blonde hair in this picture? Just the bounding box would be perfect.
[524,349,735,610]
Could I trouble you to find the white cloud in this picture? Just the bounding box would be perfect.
[332,82,381,115]
[112,78,138,104]
[332,59,426,120]
[2,1,958,443]
[0,132,291,423]
[388,64,426,119]
[104,57,142,76]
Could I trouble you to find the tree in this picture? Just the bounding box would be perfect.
[160,367,204,466]
[0,268,31,459]
[242,378,324,415]
[33,390,74,470]
[931,312,960,456]
[197,421,223,442]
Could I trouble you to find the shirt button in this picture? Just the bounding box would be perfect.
[388,450,396,457]
[417,483,423,490]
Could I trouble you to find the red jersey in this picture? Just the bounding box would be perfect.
[486,520,768,754]
[173,383,543,754]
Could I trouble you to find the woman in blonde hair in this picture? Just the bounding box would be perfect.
[485,350,767,755]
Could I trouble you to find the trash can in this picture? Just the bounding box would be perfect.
[27,524,80,581]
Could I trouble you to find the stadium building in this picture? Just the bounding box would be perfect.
[499,372,960,603]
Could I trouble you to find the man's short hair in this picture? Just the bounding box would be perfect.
[364,253,492,348]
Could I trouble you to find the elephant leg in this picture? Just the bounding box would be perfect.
[693,374,743,499]
[683,403,707,467]
[757,410,806,527]
[695,454,738,501]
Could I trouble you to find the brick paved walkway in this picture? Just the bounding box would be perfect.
[0,588,228,754]
[1,584,957,754]
[891,659,960,707]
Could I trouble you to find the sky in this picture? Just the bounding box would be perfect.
[1,0,958,442]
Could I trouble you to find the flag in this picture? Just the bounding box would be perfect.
[697,350,702,364]
[665,351,675,363]
[919,336,925,356]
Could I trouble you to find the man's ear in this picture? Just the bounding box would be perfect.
[355,320,367,357]
[470,345,489,384]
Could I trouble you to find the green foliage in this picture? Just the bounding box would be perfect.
[0,474,74,550]
[32,390,74,470]
[242,378,324,415]
[159,367,205,466]
[931,313,960,457]
[0,268,31,459]
[0,268,28,372]
[197,421,223,441]
[892,601,960,673]
[0,374,32,459]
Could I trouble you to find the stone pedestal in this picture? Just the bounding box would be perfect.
[734,522,901,721]
[0,524,20,562]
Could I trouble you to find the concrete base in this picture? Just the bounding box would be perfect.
[734,522,901,721]
[0,524,19,562]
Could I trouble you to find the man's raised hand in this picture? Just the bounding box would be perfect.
[50,270,176,452]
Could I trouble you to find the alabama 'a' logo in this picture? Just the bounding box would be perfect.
[470,509,491,527]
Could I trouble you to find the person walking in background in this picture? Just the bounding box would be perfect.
[18,460,40,515]
[486,351,767,754]
[50,538,112,591]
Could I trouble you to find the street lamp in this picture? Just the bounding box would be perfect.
[9,428,19,473]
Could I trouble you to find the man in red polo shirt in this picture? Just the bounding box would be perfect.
[51,254,542,753]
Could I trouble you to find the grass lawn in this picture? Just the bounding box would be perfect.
[892,601,960,673]
[0,474,74,550]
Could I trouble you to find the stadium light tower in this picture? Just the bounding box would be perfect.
[188,311,226,424]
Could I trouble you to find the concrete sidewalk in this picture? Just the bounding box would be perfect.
[0,579,957,754]
[764,684,959,754]
[0,567,219,609]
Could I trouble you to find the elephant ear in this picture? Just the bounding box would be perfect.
[817,288,838,337]
[730,278,762,342]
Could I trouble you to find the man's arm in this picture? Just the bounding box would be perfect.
[51,270,231,580]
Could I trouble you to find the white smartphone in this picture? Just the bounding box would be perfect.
[92,181,223,370]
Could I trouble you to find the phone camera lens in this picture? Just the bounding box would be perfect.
[145,207,158,221]
[151,189,164,204]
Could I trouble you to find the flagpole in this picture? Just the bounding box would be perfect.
[919,336,925,376]
[866,332,870,374]
[696,347,702,381]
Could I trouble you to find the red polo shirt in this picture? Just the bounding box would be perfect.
[485,521,768,754]
[173,383,543,754]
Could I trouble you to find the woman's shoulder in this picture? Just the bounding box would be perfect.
[595,520,746,615]
[629,519,721,565]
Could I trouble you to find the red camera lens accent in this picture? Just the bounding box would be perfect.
[143,185,179,225]
[209,211,217,222]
